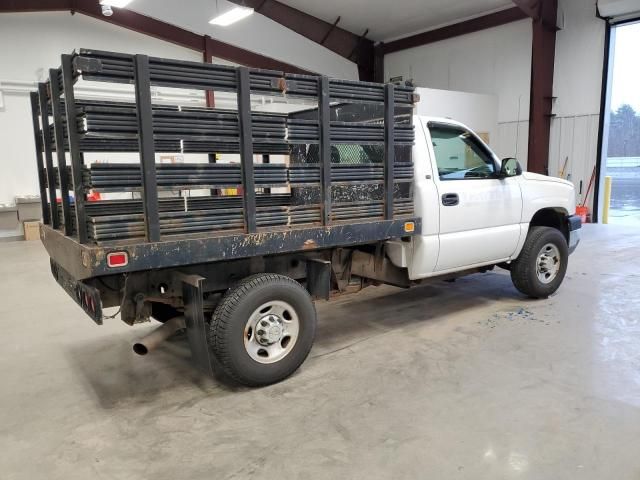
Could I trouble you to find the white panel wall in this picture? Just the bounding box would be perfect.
[415,87,499,146]
[0,11,355,205]
[384,19,533,166]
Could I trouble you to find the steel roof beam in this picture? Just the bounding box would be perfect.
[226,0,374,80]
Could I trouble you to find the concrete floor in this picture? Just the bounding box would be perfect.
[1,224,640,479]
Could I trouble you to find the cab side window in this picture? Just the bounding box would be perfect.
[429,124,496,180]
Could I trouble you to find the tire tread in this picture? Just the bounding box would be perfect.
[510,226,568,298]
[210,273,314,386]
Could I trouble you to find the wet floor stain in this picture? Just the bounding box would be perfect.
[480,307,556,329]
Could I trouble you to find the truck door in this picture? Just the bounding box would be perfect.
[426,120,523,272]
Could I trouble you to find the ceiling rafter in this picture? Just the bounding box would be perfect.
[226,0,375,80]
[382,7,528,54]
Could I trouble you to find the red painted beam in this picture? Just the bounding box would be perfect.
[383,7,528,54]
[0,0,312,74]
[203,35,215,108]
[526,0,558,175]
[373,43,385,83]
[0,0,70,11]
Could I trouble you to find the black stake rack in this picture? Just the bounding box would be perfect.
[30,49,421,269]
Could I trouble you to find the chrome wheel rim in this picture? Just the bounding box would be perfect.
[244,300,299,364]
[536,243,561,284]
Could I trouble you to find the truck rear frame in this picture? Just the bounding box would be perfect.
[30,49,420,384]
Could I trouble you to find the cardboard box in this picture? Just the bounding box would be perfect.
[23,221,40,241]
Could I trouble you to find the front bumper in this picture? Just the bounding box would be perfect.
[567,214,581,254]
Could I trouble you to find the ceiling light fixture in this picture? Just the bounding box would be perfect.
[99,0,134,8]
[209,6,254,26]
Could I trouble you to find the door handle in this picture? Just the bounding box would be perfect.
[441,193,459,206]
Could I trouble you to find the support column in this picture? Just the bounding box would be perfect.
[526,0,558,175]
[203,35,216,108]
[373,43,385,83]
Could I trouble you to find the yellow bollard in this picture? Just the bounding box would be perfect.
[602,176,612,224]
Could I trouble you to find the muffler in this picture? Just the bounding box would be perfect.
[133,316,185,355]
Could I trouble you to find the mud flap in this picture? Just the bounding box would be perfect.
[306,258,331,300]
[177,272,214,377]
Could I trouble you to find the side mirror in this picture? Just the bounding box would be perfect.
[499,158,522,178]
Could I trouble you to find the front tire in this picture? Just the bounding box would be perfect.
[510,226,568,298]
[209,273,317,387]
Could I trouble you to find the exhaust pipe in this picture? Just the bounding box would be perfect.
[133,316,185,355]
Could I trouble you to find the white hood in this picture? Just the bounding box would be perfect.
[522,171,574,187]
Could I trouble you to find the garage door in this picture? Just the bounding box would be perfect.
[598,0,640,22]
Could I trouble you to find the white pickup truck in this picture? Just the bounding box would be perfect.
[34,52,580,386]
[39,114,581,388]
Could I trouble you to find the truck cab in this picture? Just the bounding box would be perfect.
[387,116,580,293]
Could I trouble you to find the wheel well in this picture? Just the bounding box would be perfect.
[529,208,569,242]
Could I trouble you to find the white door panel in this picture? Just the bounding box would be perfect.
[436,177,522,270]
[436,224,521,271]
[425,120,523,272]
[437,178,522,233]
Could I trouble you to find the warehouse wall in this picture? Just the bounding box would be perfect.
[384,1,606,211]
[384,19,533,167]
[415,88,499,146]
[549,0,606,211]
[0,11,356,206]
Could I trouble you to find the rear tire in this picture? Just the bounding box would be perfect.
[209,273,317,387]
[510,226,568,298]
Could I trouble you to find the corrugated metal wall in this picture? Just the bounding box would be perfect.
[549,114,601,209]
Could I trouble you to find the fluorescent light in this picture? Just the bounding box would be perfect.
[99,0,133,8]
[209,7,254,26]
